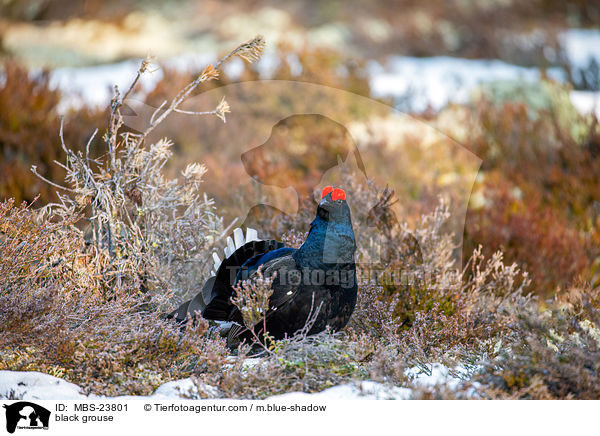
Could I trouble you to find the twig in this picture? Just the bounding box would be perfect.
[290,293,323,343]
[85,128,98,161]
[150,100,167,126]
[214,35,265,69]
[173,108,216,116]
[31,166,75,192]
[134,35,263,146]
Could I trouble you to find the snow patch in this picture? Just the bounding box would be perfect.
[49,52,215,113]
[570,90,600,119]
[1,363,480,400]
[109,378,218,401]
[560,29,600,70]
[368,56,565,112]
[0,371,217,401]
[368,29,600,112]
[406,363,466,388]
[268,380,412,400]
[0,371,88,400]
[50,59,157,113]
[266,364,479,400]
[406,363,483,398]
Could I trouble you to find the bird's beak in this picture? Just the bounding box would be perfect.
[319,196,334,209]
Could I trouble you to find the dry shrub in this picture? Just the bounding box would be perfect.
[466,176,589,294]
[280,229,307,249]
[3,32,600,399]
[478,285,600,399]
[343,186,600,400]
[1,36,268,396]
[349,201,531,379]
[189,195,534,398]
[38,131,226,299]
[31,38,267,301]
[0,60,106,204]
[0,198,83,336]
[0,197,230,396]
[231,268,274,330]
[193,330,373,399]
[3,172,598,398]
[231,193,600,400]
[460,86,600,293]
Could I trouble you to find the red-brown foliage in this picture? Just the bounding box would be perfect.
[0,61,106,204]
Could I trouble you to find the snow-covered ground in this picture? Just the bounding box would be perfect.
[367,56,564,111]
[368,29,600,115]
[559,29,600,69]
[47,29,600,118]
[0,370,219,400]
[0,364,475,400]
[570,89,600,119]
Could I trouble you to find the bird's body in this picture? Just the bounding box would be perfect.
[169,186,357,345]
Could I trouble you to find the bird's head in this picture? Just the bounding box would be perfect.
[317,186,352,225]
[295,185,356,266]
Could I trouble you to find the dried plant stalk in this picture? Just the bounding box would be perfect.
[32,36,265,298]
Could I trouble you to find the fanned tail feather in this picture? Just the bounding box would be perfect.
[203,238,285,320]
[211,227,260,275]
[167,227,284,323]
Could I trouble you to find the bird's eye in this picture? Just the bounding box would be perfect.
[332,188,346,201]
[321,186,334,198]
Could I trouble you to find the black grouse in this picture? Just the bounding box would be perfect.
[169,186,358,345]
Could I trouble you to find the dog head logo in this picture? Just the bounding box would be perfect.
[121,81,481,269]
[239,114,368,231]
[240,113,408,265]
[3,402,50,434]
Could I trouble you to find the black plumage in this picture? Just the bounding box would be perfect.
[168,186,358,345]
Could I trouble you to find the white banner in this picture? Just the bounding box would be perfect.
[1,399,597,435]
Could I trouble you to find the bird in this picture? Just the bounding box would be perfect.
[168,186,358,346]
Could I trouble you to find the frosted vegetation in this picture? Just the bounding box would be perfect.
[1,0,600,399]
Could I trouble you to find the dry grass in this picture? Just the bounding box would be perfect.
[0,196,230,395]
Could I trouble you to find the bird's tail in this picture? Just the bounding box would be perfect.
[166,228,283,323]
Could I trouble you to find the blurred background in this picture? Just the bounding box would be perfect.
[1,0,599,295]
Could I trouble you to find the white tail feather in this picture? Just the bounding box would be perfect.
[225,237,235,257]
[211,227,261,275]
[212,252,222,270]
[233,228,244,249]
[246,228,259,242]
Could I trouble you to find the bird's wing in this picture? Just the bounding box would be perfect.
[236,246,296,282]
[261,255,302,309]
[226,254,303,342]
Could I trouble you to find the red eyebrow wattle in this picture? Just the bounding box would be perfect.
[332,188,346,201]
[321,186,334,198]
